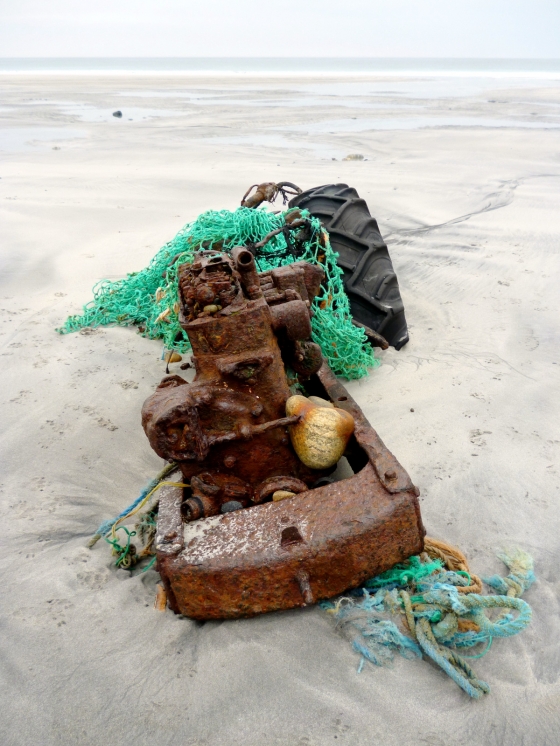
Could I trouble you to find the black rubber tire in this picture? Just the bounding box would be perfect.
[289,184,409,350]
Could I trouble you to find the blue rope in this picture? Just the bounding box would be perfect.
[325,547,535,699]
[466,594,532,638]
[87,462,177,547]
[461,636,493,659]
[415,618,490,699]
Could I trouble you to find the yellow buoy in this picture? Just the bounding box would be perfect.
[286,395,355,470]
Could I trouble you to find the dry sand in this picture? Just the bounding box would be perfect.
[1,73,560,745]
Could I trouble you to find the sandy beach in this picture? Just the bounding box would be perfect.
[1,71,560,745]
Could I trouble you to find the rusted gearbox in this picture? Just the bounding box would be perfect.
[142,244,424,619]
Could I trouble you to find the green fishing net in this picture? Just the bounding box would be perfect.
[57,207,378,379]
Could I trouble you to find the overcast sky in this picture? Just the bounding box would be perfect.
[1,0,559,58]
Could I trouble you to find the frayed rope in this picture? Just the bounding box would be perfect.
[87,462,178,548]
[323,542,535,699]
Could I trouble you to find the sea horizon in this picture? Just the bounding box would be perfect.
[1,57,560,77]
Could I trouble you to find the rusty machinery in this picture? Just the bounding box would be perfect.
[142,224,424,619]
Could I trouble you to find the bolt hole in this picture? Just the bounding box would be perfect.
[337,396,348,402]
[281,526,304,547]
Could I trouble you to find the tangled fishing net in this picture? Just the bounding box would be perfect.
[57,207,378,379]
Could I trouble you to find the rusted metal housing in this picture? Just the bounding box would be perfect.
[154,364,424,619]
[143,248,424,619]
[142,251,330,516]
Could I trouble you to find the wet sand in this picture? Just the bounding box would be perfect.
[1,73,560,746]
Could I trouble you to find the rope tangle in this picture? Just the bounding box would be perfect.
[88,462,535,700]
[88,461,187,571]
[324,537,535,699]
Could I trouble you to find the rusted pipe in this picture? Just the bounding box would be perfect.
[270,300,312,341]
[231,246,262,300]
[351,320,389,350]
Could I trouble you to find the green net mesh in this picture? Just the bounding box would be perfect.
[57,207,378,379]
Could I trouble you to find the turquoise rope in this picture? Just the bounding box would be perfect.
[325,550,535,699]
[461,636,493,659]
[415,618,490,699]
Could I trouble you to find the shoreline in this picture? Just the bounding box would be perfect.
[2,69,560,80]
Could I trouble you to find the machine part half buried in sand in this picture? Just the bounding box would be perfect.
[154,364,424,619]
[141,240,423,619]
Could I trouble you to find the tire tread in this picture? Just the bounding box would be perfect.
[289,184,409,349]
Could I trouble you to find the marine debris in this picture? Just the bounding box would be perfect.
[140,240,424,618]
[325,541,535,699]
[70,182,534,698]
[58,206,377,380]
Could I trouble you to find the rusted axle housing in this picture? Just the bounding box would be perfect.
[155,364,425,619]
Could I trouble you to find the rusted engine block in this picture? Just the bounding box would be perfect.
[142,245,425,618]
[142,248,328,515]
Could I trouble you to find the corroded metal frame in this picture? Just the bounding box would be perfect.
[155,364,425,619]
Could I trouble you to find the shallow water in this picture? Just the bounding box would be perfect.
[294,77,560,100]
[283,115,560,133]
[118,76,560,104]
[119,89,423,110]
[3,74,559,145]
[16,100,186,122]
[58,103,185,122]
[0,126,86,151]
[4,75,559,156]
